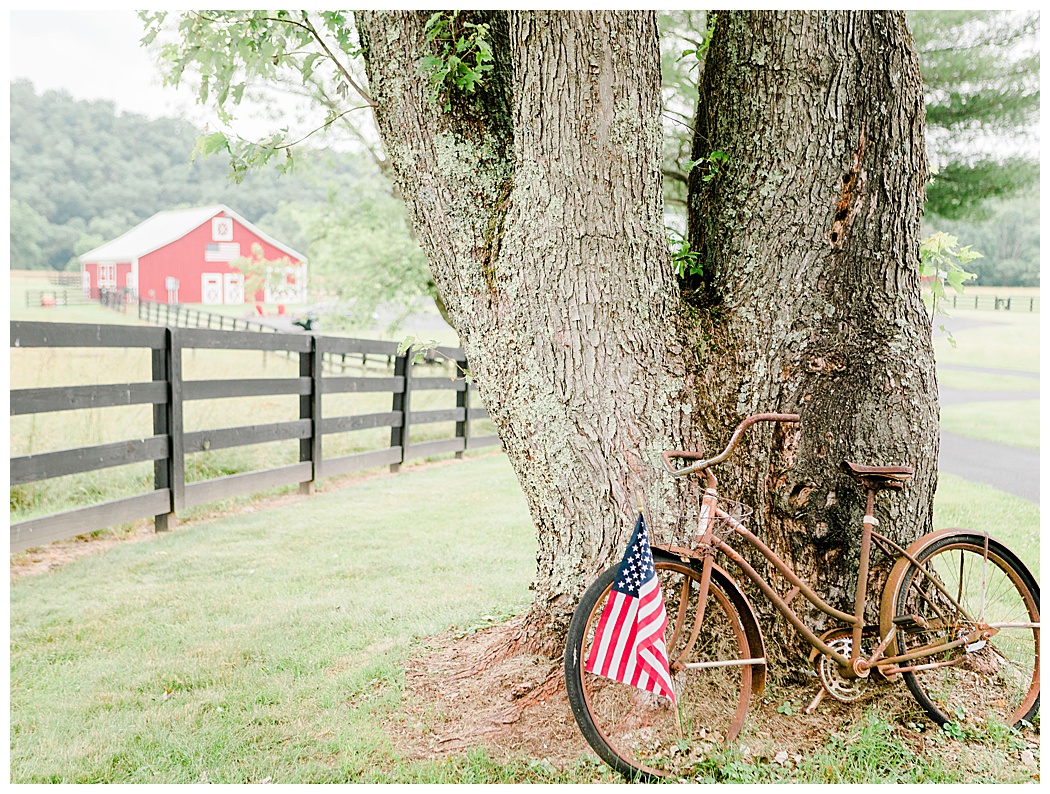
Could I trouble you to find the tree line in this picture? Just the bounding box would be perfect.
[10,79,434,326]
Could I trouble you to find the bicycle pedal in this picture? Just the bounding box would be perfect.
[892,614,930,631]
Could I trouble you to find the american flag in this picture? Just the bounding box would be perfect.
[584,513,676,703]
[205,242,241,262]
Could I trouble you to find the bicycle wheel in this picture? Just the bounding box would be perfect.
[893,532,1039,728]
[564,557,754,781]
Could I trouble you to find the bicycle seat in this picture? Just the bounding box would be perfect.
[840,461,914,491]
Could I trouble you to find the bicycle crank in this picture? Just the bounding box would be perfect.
[812,629,876,705]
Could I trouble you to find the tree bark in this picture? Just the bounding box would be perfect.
[688,11,937,664]
[358,11,699,655]
[357,10,936,664]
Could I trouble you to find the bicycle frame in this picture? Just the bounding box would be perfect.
[661,412,1038,680]
[694,491,1011,676]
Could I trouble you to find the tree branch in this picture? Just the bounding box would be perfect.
[297,12,375,107]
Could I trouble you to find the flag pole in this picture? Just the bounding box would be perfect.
[637,489,684,737]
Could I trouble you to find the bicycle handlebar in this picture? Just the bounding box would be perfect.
[661,412,801,478]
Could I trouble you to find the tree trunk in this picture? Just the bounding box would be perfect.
[357,10,936,663]
[688,11,937,665]
[357,11,699,655]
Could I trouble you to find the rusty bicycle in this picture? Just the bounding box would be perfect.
[564,413,1040,781]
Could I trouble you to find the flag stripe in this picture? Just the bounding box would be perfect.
[582,514,676,704]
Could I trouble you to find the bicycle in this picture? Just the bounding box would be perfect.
[564,412,1040,781]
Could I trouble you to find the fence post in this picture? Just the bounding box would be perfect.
[153,327,184,531]
[390,349,413,473]
[455,358,469,459]
[299,334,322,495]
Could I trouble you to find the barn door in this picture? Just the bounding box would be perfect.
[201,273,223,304]
[223,273,244,304]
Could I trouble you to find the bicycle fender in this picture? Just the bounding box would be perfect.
[653,548,767,696]
[877,527,983,656]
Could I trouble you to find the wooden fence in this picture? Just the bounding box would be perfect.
[139,298,288,334]
[946,293,1039,312]
[25,289,94,308]
[9,321,498,553]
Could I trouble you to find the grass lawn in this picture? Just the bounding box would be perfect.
[934,308,1039,374]
[932,473,1039,576]
[940,400,1039,451]
[10,450,1040,783]
[934,306,1039,453]
[10,455,536,783]
[937,369,1038,392]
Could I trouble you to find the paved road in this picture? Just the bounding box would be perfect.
[928,314,1040,502]
[938,431,1040,504]
[937,375,1039,504]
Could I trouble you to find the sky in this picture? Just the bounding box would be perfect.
[9,10,205,122]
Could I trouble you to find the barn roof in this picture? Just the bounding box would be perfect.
[78,204,306,263]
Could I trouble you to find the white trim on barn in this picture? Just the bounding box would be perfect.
[77,204,306,264]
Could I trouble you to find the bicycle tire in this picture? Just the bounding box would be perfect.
[892,532,1040,728]
[564,556,754,781]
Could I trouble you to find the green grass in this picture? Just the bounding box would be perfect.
[933,304,1039,452]
[939,400,1040,451]
[934,308,1039,373]
[10,455,536,784]
[11,453,1041,784]
[937,369,1038,392]
[932,472,1039,576]
[687,710,1034,784]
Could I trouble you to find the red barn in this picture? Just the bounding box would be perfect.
[78,205,307,305]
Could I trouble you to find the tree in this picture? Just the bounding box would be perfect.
[145,10,936,662]
[355,10,937,659]
[256,174,439,330]
[908,11,1039,220]
[140,10,456,323]
[928,192,1040,287]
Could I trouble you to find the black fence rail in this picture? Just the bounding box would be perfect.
[138,298,282,334]
[9,321,498,553]
[945,293,1040,312]
[25,289,94,308]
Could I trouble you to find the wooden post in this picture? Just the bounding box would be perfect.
[153,327,183,530]
[299,335,322,494]
[454,358,469,459]
[390,349,413,472]
[152,335,172,532]
[170,330,186,513]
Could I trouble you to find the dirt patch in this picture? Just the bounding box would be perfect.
[10,522,155,582]
[385,617,1041,782]
[386,615,589,767]
[385,615,901,773]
